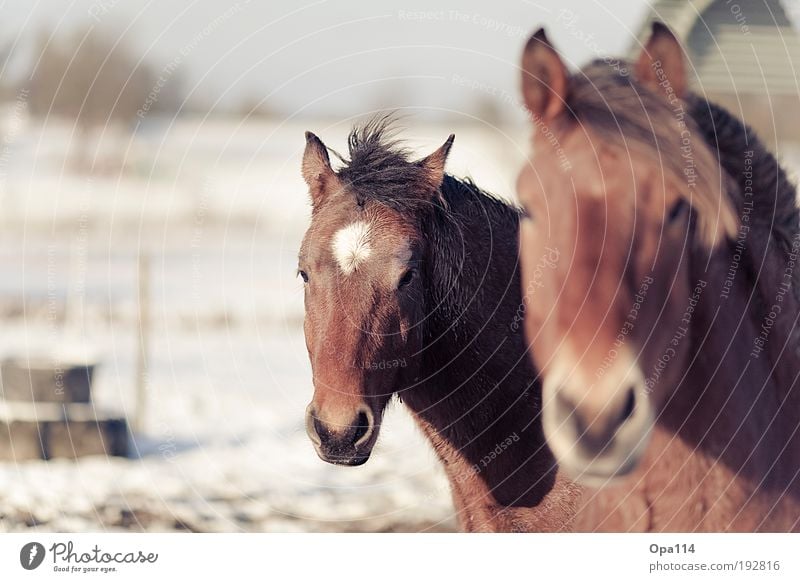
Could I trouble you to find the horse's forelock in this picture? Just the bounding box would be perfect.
[570,62,738,249]
[336,117,442,212]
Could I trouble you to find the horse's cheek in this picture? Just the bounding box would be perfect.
[302,317,314,357]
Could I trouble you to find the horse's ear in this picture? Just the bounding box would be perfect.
[635,22,687,98]
[417,134,455,192]
[302,131,337,207]
[520,28,569,121]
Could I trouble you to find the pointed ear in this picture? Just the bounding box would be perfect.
[520,28,569,121]
[635,22,687,98]
[302,131,337,207]
[417,134,455,191]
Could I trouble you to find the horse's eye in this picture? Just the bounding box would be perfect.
[298,270,309,283]
[398,269,415,289]
[667,199,689,224]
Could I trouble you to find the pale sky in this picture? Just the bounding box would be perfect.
[0,0,689,119]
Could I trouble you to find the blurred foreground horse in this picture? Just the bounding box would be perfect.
[516,23,800,531]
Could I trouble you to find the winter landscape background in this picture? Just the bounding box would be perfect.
[2,0,800,532]
[0,113,528,532]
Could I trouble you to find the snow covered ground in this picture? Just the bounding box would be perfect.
[0,116,530,532]
[3,114,800,532]
[0,230,460,532]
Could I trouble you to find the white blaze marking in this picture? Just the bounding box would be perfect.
[332,221,372,275]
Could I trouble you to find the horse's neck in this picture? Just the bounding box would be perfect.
[416,183,528,407]
[687,94,800,419]
[402,185,559,509]
[673,249,800,486]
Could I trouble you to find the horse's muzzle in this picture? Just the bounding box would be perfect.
[542,366,653,486]
[305,403,377,466]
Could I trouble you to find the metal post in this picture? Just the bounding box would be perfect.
[133,251,150,432]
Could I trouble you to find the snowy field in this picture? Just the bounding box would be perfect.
[0,115,529,532]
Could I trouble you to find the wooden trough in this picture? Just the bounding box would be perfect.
[0,356,128,461]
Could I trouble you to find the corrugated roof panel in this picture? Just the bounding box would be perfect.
[633,0,800,96]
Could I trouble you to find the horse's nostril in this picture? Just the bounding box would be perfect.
[554,388,577,423]
[313,416,328,441]
[618,389,637,425]
[353,410,370,444]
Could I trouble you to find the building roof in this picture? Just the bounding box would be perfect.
[633,0,800,95]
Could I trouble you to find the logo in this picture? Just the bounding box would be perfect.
[20,542,46,570]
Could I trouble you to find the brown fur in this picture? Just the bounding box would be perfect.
[517,25,800,531]
[300,120,579,531]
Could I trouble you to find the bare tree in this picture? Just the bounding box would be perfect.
[27,27,167,170]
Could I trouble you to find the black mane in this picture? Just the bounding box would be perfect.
[687,93,800,301]
[336,117,519,218]
[336,117,435,211]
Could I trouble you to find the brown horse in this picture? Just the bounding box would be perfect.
[516,23,800,530]
[299,119,579,531]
